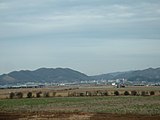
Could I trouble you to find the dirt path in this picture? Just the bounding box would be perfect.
[0,112,160,120]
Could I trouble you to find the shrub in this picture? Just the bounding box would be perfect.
[72,92,77,96]
[9,92,15,99]
[124,91,130,96]
[150,91,155,95]
[100,91,105,96]
[16,92,23,98]
[92,91,98,96]
[141,91,146,96]
[27,92,32,98]
[80,93,85,96]
[36,92,42,98]
[131,91,137,96]
[44,92,50,97]
[68,92,74,97]
[52,92,56,97]
[104,91,108,96]
[86,91,91,96]
[114,91,119,96]
[96,91,101,96]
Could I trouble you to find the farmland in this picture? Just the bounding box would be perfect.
[0,86,160,119]
[1,86,160,99]
[1,96,160,114]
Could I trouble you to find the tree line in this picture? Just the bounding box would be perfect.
[9,90,155,99]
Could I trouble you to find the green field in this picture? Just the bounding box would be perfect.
[0,96,160,115]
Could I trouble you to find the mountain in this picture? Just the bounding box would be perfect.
[0,68,89,85]
[1,67,160,85]
[91,67,160,82]
[90,72,125,80]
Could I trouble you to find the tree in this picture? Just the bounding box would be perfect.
[9,92,15,99]
[36,92,42,98]
[44,92,50,97]
[80,93,85,96]
[16,92,23,98]
[141,91,146,96]
[114,91,119,96]
[124,91,130,96]
[86,91,91,96]
[27,92,32,98]
[150,91,155,95]
[131,91,137,96]
[104,91,108,96]
[52,92,56,97]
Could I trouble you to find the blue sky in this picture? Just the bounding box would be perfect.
[0,0,160,75]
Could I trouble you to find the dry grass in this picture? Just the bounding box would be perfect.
[1,86,160,99]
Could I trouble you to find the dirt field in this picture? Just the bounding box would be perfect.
[0,86,160,119]
[0,86,160,99]
[0,112,160,120]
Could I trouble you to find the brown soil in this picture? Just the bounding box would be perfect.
[0,112,160,120]
[90,113,160,120]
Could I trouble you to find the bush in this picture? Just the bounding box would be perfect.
[124,91,130,96]
[80,93,85,96]
[44,92,50,97]
[52,92,56,97]
[36,92,42,98]
[96,91,101,96]
[104,91,108,96]
[114,91,119,96]
[72,92,77,97]
[150,91,155,95]
[131,91,137,96]
[86,91,91,96]
[141,91,146,96]
[27,92,32,98]
[9,92,15,99]
[16,92,23,98]
[100,91,105,96]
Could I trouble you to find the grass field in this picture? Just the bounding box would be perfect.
[0,96,160,115]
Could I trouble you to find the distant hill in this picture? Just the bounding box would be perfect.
[1,67,160,85]
[0,68,89,85]
[91,67,160,82]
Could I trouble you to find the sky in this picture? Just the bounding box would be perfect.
[0,0,160,75]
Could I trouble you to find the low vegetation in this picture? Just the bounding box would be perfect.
[114,91,119,96]
[6,88,160,100]
[150,91,155,95]
[1,86,160,119]
[43,92,50,97]
[27,92,32,98]
[9,92,23,99]
[124,91,130,95]
[131,91,137,96]
[36,92,42,98]
[0,96,160,115]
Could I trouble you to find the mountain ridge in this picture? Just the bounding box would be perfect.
[91,67,160,82]
[0,67,160,85]
[0,67,89,85]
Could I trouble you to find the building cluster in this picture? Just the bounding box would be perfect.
[0,78,160,89]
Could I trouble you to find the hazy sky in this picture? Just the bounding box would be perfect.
[0,0,160,75]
